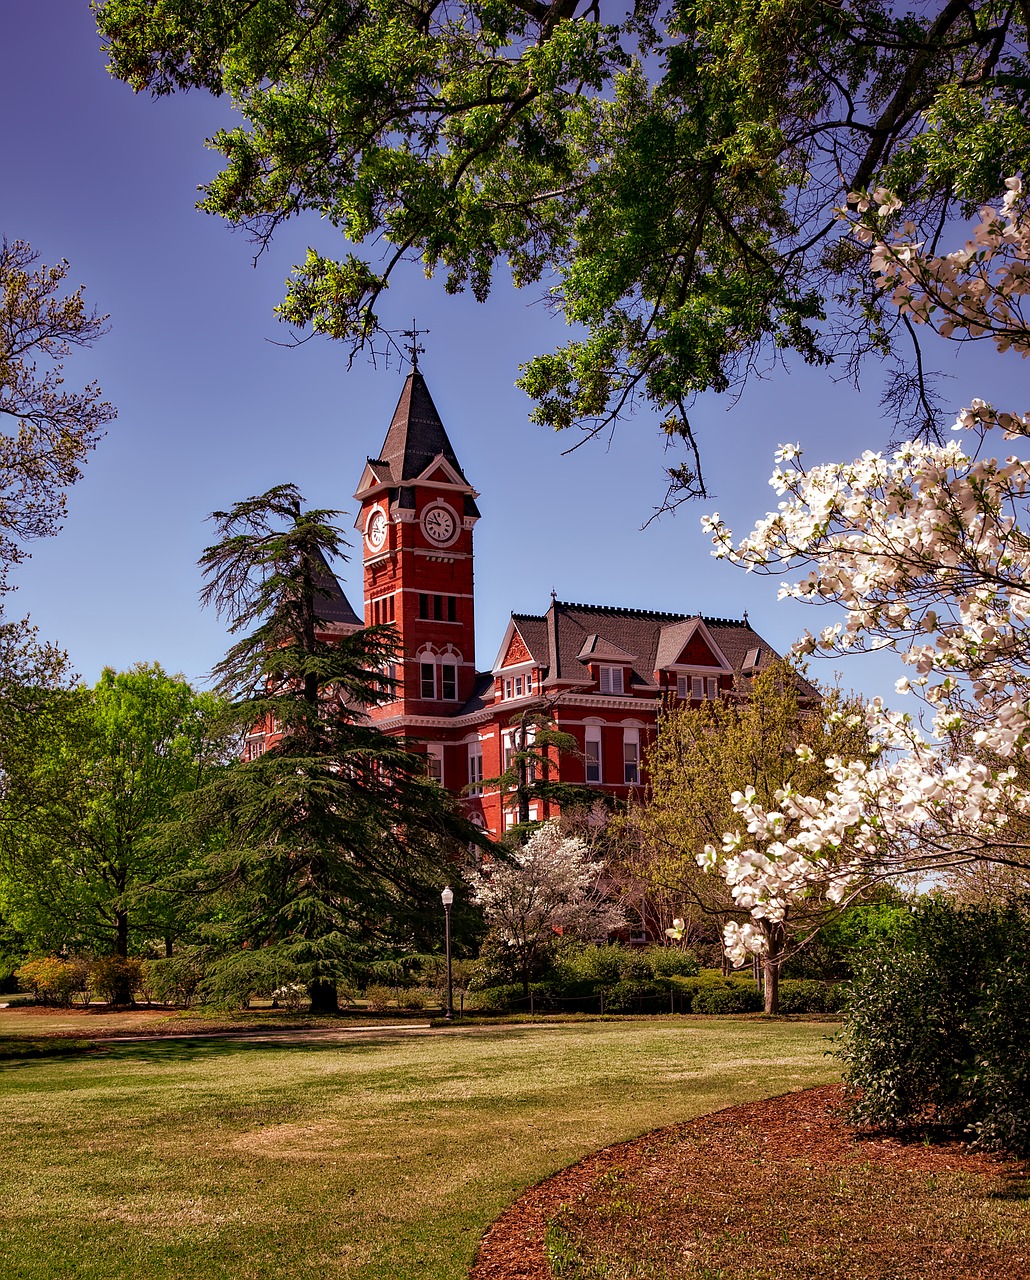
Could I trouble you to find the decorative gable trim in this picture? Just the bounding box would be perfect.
[655,617,733,674]
[491,615,548,674]
[501,630,532,668]
[414,453,475,491]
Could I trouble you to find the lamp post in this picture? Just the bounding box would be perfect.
[441,885,454,1021]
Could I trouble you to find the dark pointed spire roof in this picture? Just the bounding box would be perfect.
[370,371,471,486]
[311,547,362,629]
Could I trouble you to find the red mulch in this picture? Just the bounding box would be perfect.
[469,1085,1029,1279]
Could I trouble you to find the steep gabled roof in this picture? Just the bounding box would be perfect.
[510,600,797,692]
[311,548,363,630]
[654,616,733,673]
[355,370,481,517]
[492,613,550,672]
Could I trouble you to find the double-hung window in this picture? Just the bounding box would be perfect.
[420,662,436,699]
[623,729,640,785]
[468,743,484,795]
[440,663,457,700]
[426,744,444,785]
[585,728,602,783]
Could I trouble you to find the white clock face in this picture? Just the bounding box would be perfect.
[421,504,457,545]
[366,509,387,550]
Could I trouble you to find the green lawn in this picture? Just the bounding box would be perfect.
[0,1019,838,1279]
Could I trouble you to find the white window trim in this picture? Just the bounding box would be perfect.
[623,727,640,785]
[468,742,484,795]
[676,671,722,700]
[584,726,602,784]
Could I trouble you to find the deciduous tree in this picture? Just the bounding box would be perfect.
[615,660,870,1011]
[96,0,1030,494]
[700,181,1030,959]
[0,238,114,579]
[471,821,625,995]
[0,664,225,1000]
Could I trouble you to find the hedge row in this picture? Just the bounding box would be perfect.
[469,973,843,1015]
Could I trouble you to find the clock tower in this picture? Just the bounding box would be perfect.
[354,369,480,720]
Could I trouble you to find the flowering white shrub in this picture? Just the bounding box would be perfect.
[471,823,625,987]
[698,183,1030,962]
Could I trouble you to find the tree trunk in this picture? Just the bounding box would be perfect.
[308,978,338,1014]
[110,908,135,1005]
[763,921,784,1015]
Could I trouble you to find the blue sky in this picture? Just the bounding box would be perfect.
[1,1,1024,703]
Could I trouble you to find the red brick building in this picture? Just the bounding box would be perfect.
[247,369,791,835]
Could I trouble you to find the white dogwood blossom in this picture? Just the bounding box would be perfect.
[471,823,625,982]
[699,184,1030,958]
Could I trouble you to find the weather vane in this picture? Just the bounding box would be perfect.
[400,319,429,370]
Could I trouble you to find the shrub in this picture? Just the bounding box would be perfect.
[967,948,1030,1153]
[552,942,629,987]
[777,979,840,1015]
[88,956,143,1004]
[15,957,89,1006]
[399,986,435,1011]
[691,981,762,1014]
[363,984,394,1012]
[601,979,665,1012]
[272,982,309,1011]
[643,947,700,979]
[838,897,1030,1155]
[467,983,528,1013]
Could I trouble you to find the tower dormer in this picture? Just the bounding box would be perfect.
[355,370,479,717]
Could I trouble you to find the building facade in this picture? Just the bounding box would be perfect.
[248,369,792,835]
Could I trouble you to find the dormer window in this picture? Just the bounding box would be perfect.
[742,647,762,676]
[599,666,624,694]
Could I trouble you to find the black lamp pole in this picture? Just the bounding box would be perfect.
[441,885,454,1020]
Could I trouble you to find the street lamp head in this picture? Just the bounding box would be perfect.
[441,885,454,907]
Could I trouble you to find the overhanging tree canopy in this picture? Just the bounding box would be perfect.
[96,0,1030,495]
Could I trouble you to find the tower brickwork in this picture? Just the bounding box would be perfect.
[354,371,479,720]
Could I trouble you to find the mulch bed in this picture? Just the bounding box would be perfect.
[470,1084,1030,1279]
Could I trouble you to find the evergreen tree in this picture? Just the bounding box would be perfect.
[191,484,484,1013]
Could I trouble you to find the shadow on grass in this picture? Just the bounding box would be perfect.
[1,1017,644,1070]
[989,1171,1030,1201]
[0,1037,98,1063]
[93,1032,444,1065]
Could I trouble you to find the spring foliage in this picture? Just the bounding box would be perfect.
[96,1,1030,493]
[701,183,1030,960]
[471,822,625,991]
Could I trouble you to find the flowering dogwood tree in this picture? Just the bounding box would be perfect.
[699,180,1030,964]
[471,823,625,996]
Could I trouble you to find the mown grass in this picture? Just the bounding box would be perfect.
[0,1018,837,1279]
